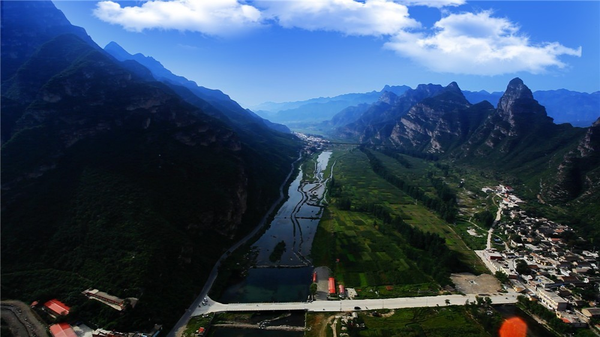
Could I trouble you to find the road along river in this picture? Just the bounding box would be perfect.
[219,151,332,303]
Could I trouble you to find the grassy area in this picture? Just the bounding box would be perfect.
[306,306,499,337]
[183,314,214,337]
[301,152,319,182]
[358,306,491,336]
[316,206,437,294]
[454,219,488,251]
[315,147,487,282]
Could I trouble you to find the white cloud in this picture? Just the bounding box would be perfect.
[384,11,581,75]
[260,0,420,36]
[93,1,580,76]
[93,0,263,36]
[397,0,465,8]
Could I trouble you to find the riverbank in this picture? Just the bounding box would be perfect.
[167,152,305,337]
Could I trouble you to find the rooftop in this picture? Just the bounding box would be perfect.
[50,323,77,337]
[44,299,70,316]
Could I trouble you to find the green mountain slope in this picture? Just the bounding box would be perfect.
[1,1,300,331]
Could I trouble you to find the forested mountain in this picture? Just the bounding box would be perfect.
[1,0,300,331]
[103,41,291,134]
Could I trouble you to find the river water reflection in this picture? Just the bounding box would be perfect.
[220,151,332,304]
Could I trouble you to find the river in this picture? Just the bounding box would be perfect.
[220,151,332,304]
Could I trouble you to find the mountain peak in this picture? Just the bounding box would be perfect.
[443,81,465,97]
[380,85,411,96]
[104,41,131,61]
[378,91,398,105]
[497,77,544,116]
[104,41,123,51]
[446,81,461,92]
[505,77,533,100]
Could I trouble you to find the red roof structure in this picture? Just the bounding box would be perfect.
[328,277,336,294]
[50,323,77,337]
[44,299,70,316]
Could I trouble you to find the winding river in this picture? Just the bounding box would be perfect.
[220,151,332,303]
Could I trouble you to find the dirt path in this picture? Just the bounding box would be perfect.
[329,315,337,337]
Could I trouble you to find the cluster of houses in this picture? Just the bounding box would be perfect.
[33,290,152,337]
[478,185,600,329]
[294,132,329,154]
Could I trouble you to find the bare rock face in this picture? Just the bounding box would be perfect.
[548,117,600,202]
[496,78,548,136]
[578,118,600,157]
[378,91,398,105]
[498,78,534,113]
[335,83,445,142]
[388,82,471,153]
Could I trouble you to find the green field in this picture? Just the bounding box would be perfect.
[357,306,492,337]
[307,305,499,337]
[312,147,487,289]
[314,207,436,296]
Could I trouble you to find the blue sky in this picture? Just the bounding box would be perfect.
[53,0,600,108]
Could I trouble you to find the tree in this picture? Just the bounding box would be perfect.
[495,271,509,283]
[516,259,530,275]
[310,283,318,300]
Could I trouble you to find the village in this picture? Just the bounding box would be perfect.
[477,184,600,330]
[293,132,330,154]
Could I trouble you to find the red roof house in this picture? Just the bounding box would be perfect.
[44,299,70,316]
[50,323,77,337]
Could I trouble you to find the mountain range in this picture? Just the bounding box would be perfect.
[328,78,600,237]
[1,0,300,330]
[254,85,599,128]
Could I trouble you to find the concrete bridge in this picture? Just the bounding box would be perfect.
[192,292,520,316]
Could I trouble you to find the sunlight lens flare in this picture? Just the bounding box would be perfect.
[499,317,527,337]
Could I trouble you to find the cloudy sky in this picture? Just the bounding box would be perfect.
[54,0,600,107]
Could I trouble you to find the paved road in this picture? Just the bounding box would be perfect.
[193,292,519,316]
[166,153,303,337]
[486,200,505,249]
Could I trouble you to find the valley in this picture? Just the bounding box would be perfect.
[2,2,599,337]
[173,141,599,336]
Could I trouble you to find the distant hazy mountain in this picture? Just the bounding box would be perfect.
[334,84,447,141]
[533,90,600,127]
[462,89,599,127]
[261,84,598,130]
[252,85,410,127]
